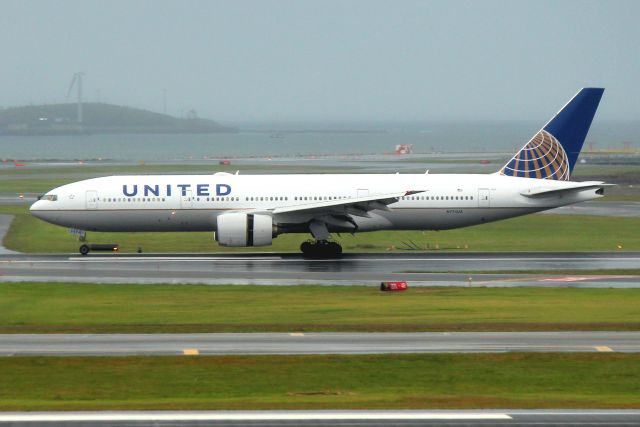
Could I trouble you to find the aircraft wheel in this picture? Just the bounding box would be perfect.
[300,241,312,255]
[301,240,343,259]
[329,241,343,256]
[79,244,90,256]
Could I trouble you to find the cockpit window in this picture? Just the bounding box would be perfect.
[45,195,58,201]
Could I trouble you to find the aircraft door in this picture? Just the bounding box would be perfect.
[86,191,98,209]
[357,189,369,198]
[181,190,193,208]
[478,188,490,208]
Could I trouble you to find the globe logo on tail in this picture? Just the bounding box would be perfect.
[500,129,569,180]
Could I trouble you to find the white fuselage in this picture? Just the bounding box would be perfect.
[30,172,603,236]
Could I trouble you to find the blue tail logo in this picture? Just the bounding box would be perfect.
[499,88,604,180]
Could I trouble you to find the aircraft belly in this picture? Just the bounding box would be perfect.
[46,210,217,232]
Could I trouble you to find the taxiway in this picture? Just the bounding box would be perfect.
[1,331,638,356]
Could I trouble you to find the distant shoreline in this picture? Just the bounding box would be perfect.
[0,102,236,136]
[0,127,238,136]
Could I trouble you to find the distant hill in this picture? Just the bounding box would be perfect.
[0,103,236,135]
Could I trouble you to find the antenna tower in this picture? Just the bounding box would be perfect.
[66,72,86,124]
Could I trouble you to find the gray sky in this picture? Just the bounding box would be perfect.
[1,0,638,122]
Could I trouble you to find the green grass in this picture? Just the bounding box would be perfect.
[0,353,638,410]
[1,283,639,333]
[2,203,640,253]
[0,178,78,194]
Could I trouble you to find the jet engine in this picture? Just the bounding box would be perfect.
[215,213,273,247]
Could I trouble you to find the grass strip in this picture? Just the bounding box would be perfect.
[0,163,352,177]
[2,203,639,252]
[0,178,77,194]
[0,354,638,410]
[1,283,639,333]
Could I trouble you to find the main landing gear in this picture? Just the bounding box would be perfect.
[300,240,343,259]
[301,219,343,258]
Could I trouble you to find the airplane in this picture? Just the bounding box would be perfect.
[30,88,607,257]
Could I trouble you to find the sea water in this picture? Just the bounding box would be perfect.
[0,120,636,161]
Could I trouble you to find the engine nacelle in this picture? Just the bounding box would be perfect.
[216,213,273,247]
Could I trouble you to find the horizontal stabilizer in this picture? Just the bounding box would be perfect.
[520,182,612,198]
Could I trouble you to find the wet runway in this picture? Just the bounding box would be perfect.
[0,252,638,286]
[545,200,640,217]
[1,410,639,426]
[1,331,638,356]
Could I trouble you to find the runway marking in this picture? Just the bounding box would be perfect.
[0,412,513,421]
[595,346,614,352]
[539,276,636,282]
[290,332,305,336]
[541,276,596,282]
[182,348,199,355]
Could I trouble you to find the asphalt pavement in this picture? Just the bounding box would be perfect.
[0,252,638,286]
[1,331,638,356]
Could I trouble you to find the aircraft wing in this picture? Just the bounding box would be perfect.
[272,190,422,217]
[260,190,423,239]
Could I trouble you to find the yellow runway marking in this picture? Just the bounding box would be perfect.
[595,346,613,352]
[183,348,199,355]
[289,333,305,337]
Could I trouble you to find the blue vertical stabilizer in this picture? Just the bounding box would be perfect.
[499,88,604,180]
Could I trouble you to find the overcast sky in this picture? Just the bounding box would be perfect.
[0,0,638,122]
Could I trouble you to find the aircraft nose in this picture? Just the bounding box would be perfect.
[29,200,47,219]
[30,200,42,211]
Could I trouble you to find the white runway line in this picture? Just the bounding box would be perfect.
[0,411,512,422]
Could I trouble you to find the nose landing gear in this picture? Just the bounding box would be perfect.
[78,243,119,255]
[300,240,343,259]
